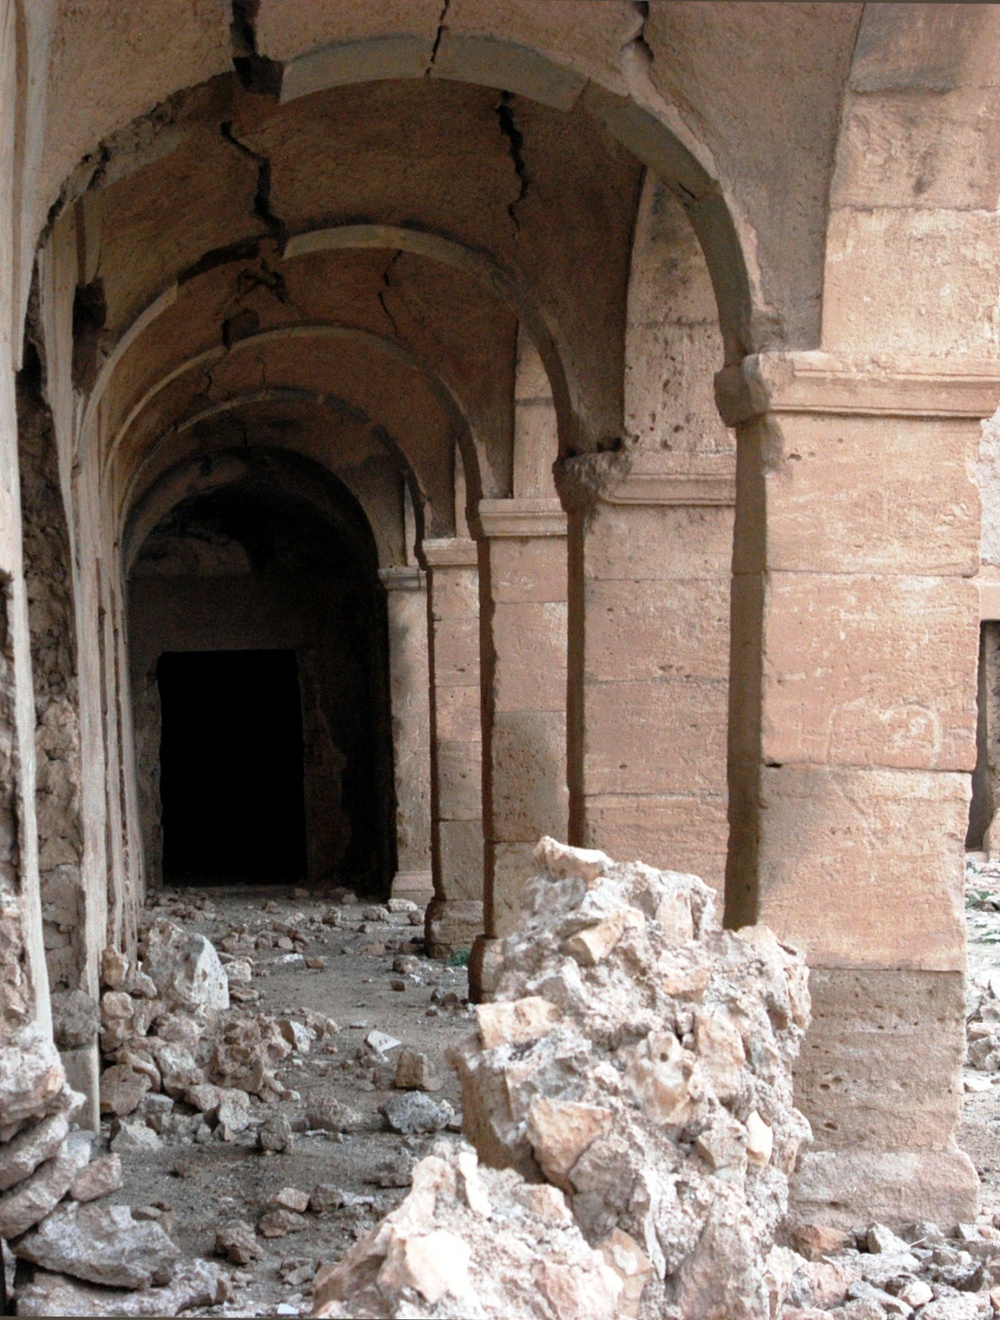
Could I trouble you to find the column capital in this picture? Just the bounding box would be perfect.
[422,537,478,568]
[715,350,1000,427]
[378,565,426,592]
[478,497,567,538]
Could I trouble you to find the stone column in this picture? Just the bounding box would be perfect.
[573,455,735,893]
[476,497,568,942]
[717,351,987,1227]
[422,538,484,957]
[379,566,432,902]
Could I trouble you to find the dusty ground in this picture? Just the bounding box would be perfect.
[83,862,1000,1319]
[103,887,473,1318]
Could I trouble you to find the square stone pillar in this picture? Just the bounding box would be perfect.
[379,566,432,902]
[717,351,991,1227]
[422,538,484,956]
[574,456,735,892]
[477,498,569,940]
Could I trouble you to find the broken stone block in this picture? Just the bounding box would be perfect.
[13,1259,228,1316]
[68,1154,123,1202]
[526,1098,614,1192]
[14,1199,179,1288]
[394,1048,443,1091]
[0,1130,92,1238]
[109,1118,162,1154]
[269,1186,310,1213]
[258,1112,294,1153]
[313,1145,624,1319]
[258,1208,307,1238]
[381,1092,455,1135]
[50,990,100,1048]
[101,947,129,989]
[217,1087,251,1132]
[147,1041,204,1098]
[216,1218,262,1264]
[142,918,229,1015]
[0,1026,65,1127]
[0,1110,70,1192]
[224,958,253,984]
[99,1063,151,1116]
[475,996,562,1049]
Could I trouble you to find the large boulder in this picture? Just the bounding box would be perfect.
[141,919,229,1016]
[14,1201,180,1288]
[0,1026,64,1129]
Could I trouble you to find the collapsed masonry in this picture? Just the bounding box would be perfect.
[313,838,812,1319]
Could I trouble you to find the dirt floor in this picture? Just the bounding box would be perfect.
[105,887,473,1317]
[83,863,1000,1319]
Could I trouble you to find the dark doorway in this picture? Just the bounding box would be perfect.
[158,649,307,884]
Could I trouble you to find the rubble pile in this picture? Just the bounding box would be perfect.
[0,1024,227,1317]
[315,838,813,1319]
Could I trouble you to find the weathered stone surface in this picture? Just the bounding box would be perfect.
[109,1117,162,1154]
[215,1218,261,1263]
[452,841,811,1316]
[14,1259,229,1316]
[0,1027,65,1127]
[0,1110,69,1193]
[307,1095,366,1134]
[313,1146,626,1320]
[68,1154,123,1202]
[142,919,229,1014]
[15,1200,180,1288]
[381,1092,454,1135]
[0,1131,92,1239]
[99,1063,152,1116]
[50,990,100,1049]
[258,1112,294,1153]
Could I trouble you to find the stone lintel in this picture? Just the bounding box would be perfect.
[378,565,426,592]
[980,566,1000,620]
[422,537,479,568]
[716,350,1000,427]
[478,498,567,538]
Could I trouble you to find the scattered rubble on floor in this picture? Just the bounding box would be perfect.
[9,858,1000,1316]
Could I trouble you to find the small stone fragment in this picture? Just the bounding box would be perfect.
[310,1184,345,1213]
[790,1224,854,1260]
[394,1048,443,1092]
[258,1112,294,1153]
[216,1218,262,1264]
[50,990,100,1049]
[101,947,130,989]
[68,1154,123,1203]
[258,1208,307,1238]
[307,1096,366,1134]
[110,1118,162,1154]
[381,1092,455,1135]
[270,1186,310,1213]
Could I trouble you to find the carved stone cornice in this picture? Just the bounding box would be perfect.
[378,565,426,592]
[477,498,567,538]
[421,537,478,569]
[716,351,1000,427]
